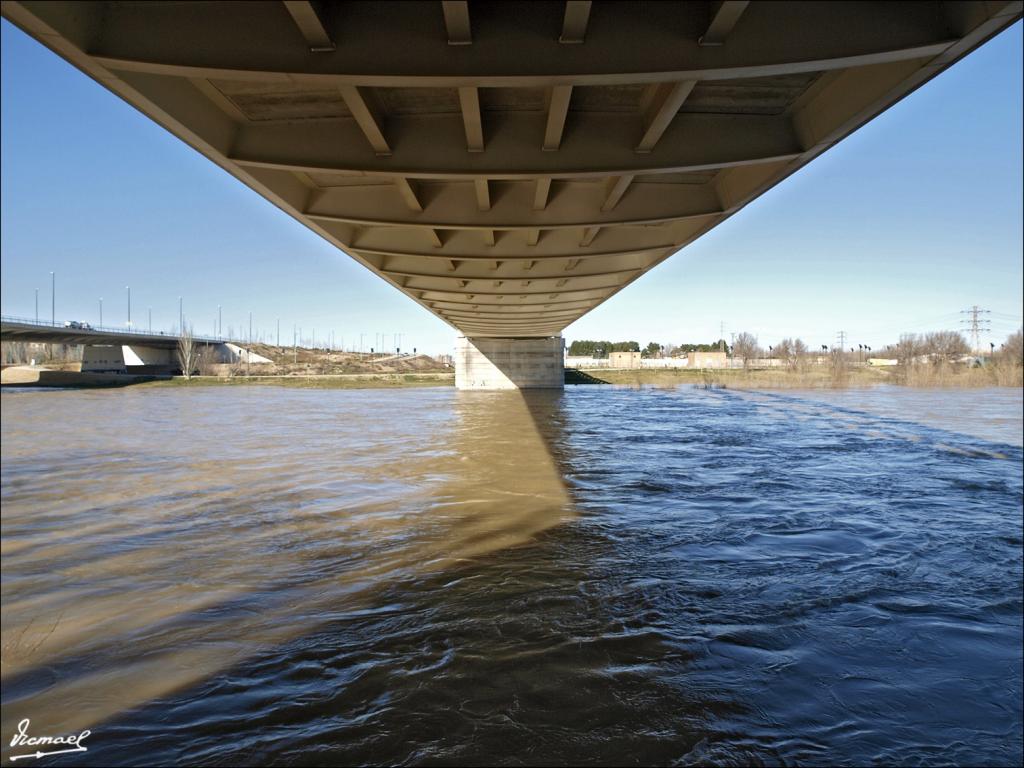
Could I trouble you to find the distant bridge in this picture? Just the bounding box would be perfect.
[0,317,218,349]
[0,316,263,374]
[3,1,1019,387]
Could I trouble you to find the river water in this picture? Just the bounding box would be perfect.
[1,384,1021,766]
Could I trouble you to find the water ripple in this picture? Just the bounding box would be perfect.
[1,385,1021,766]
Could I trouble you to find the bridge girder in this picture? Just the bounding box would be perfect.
[2,0,1019,337]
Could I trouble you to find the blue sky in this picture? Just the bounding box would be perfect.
[2,20,1021,354]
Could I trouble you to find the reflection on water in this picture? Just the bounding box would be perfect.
[1,385,1021,765]
[1,389,572,747]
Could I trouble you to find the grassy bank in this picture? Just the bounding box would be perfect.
[136,373,455,390]
[585,367,890,388]
[578,364,1022,389]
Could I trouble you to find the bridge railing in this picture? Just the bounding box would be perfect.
[0,315,221,344]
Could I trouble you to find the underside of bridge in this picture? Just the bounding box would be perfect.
[3,1,1019,387]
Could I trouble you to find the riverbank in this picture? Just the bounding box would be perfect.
[582,364,1023,388]
[135,372,456,389]
[585,367,889,388]
[0,366,170,388]
[6,366,1020,391]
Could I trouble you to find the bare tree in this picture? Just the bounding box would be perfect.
[772,338,808,372]
[896,333,921,368]
[1001,328,1023,364]
[177,327,199,379]
[922,330,969,365]
[2,341,30,365]
[828,342,850,384]
[196,343,219,376]
[792,338,809,371]
[775,338,794,369]
[732,332,760,370]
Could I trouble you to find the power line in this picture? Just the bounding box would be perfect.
[960,305,991,353]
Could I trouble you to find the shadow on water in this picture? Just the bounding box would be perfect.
[2,384,1021,765]
[0,388,591,761]
[37,390,731,767]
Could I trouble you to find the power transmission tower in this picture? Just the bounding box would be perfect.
[720,321,726,353]
[836,330,847,352]
[960,305,990,353]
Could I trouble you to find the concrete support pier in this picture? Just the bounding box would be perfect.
[81,345,127,374]
[456,336,564,390]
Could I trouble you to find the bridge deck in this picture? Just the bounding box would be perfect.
[3,1,1019,337]
[0,318,218,349]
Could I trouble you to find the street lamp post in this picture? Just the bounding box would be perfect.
[35,288,38,323]
[148,307,152,333]
[126,286,131,328]
[179,297,183,335]
[50,271,55,326]
[218,305,222,339]
[99,297,103,327]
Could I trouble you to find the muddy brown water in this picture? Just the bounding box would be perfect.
[1,385,1021,765]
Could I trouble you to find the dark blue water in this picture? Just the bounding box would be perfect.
[1,385,1021,766]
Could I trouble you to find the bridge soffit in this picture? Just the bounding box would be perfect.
[2,0,1019,336]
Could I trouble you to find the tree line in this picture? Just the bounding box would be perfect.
[568,339,728,357]
[567,328,1023,367]
[567,340,641,356]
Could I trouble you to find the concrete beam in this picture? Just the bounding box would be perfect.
[441,1,472,45]
[560,1,593,44]
[3,0,1016,348]
[636,80,697,152]
[282,1,335,52]
[700,1,750,46]
[64,1,973,87]
[543,85,573,151]
[458,86,484,151]
[231,112,803,179]
[601,175,634,211]
[304,179,723,230]
[337,85,391,156]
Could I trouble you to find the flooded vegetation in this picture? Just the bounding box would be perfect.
[1,385,1021,765]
